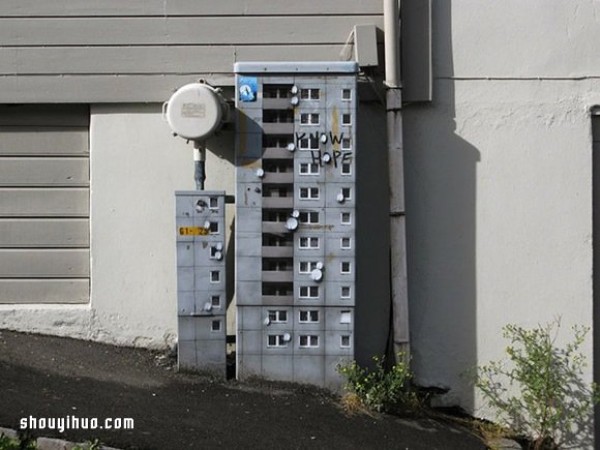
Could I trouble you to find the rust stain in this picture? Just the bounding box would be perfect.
[331,106,340,151]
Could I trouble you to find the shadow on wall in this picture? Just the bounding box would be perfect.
[403,0,480,411]
[355,96,392,368]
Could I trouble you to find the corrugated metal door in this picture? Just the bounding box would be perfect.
[0,105,90,304]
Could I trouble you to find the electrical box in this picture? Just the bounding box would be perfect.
[165,83,228,141]
[234,62,358,389]
[175,190,227,375]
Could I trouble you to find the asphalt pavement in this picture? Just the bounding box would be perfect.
[0,330,487,450]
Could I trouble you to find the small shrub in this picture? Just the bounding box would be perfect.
[0,434,20,450]
[72,439,102,450]
[337,353,417,414]
[0,433,36,450]
[475,319,600,449]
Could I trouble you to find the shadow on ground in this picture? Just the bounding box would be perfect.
[0,331,486,450]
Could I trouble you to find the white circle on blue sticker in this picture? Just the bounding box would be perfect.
[239,85,255,101]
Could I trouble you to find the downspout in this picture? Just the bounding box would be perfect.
[384,0,410,358]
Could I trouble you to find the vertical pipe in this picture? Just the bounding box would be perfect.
[384,0,401,88]
[193,141,206,190]
[384,0,410,357]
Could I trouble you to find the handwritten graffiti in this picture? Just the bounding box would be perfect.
[295,131,345,147]
[294,131,352,167]
[310,150,352,168]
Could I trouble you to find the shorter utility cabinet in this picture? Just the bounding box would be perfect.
[175,190,227,376]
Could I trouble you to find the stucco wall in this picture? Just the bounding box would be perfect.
[0,104,235,348]
[404,1,600,422]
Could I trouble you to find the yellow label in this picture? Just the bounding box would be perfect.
[179,226,209,236]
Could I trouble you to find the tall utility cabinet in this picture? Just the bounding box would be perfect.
[234,62,358,388]
[176,190,227,375]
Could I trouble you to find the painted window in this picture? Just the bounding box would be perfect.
[340,310,352,324]
[210,245,223,259]
[299,335,319,347]
[299,136,319,150]
[341,261,351,274]
[299,212,319,224]
[340,335,351,348]
[299,162,320,175]
[299,187,319,200]
[340,237,351,249]
[267,334,288,347]
[300,113,320,125]
[299,237,320,249]
[300,88,320,100]
[299,310,320,323]
[299,286,319,298]
[299,261,318,273]
[268,310,288,323]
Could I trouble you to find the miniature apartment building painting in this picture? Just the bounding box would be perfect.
[234,62,358,388]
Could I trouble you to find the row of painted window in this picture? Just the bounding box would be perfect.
[202,236,352,262]
[298,186,351,200]
[263,211,350,225]
[262,186,352,200]
[260,161,352,175]
[298,285,352,299]
[264,87,352,102]
[262,260,353,274]
[298,136,352,150]
[299,112,352,126]
[298,162,352,175]
[268,309,352,324]
[207,323,352,348]
[267,334,351,349]
[202,210,350,237]
[207,270,352,299]
[298,88,353,102]
[298,236,352,250]
[204,236,352,256]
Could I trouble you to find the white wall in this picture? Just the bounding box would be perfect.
[0,104,235,348]
[404,0,600,425]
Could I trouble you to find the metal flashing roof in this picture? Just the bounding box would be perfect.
[234,61,358,74]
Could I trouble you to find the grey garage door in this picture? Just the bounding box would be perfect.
[0,105,90,304]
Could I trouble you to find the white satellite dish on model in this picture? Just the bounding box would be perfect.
[163,81,229,189]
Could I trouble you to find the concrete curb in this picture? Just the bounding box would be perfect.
[0,426,120,450]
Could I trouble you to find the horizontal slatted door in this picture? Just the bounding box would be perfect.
[0,105,90,303]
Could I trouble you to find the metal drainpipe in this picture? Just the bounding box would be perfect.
[384,0,410,358]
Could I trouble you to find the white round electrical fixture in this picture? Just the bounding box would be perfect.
[165,83,226,140]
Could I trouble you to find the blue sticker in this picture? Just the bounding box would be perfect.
[238,76,258,102]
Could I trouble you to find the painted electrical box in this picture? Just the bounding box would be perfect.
[175,190,227,375]
[234,62,358,388]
